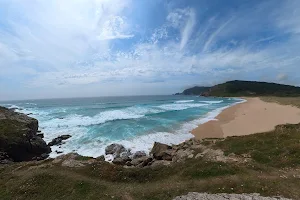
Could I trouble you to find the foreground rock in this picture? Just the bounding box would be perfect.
[150,142,173,160]
[173,192,291,200]
[0,106,51,162]
[52,153,96,167]
[48,135,72,146]
[105,143,126,157]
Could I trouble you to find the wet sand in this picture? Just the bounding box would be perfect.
[191,97,300,139]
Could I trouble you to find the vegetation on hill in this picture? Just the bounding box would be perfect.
[180,86,210,95]
[180,80,300,97]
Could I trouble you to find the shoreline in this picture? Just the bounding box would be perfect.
[1,98,247,159]
[191,97,300,139]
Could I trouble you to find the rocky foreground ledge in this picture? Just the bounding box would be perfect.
[50,137,250,168]
[0,106,50,163]
[173,192,291,200]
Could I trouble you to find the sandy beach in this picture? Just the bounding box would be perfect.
[191,97,300,139]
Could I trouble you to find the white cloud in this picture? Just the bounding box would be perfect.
[202,17,234,53]
[1,0,300,99]
[167,8,196,50]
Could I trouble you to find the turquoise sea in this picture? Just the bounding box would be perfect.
[1,95,243,157]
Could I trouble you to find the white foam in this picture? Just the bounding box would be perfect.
[157,103,208,111]
[48,98,247,159]
[199,100,224,104]
[41,103,211,130]
[175,100,194,103]
[7,104,20,109]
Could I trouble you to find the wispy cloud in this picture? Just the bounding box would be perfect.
[202,17,234,53]
[0,0,300,100]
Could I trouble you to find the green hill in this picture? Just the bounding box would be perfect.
[180,80,300,97]
[181,86,210,95]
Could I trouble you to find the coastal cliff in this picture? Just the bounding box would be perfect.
[0,106,50,163]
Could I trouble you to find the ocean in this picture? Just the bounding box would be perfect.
[0,95,243,158]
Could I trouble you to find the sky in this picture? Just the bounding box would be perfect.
[0,0,300,100]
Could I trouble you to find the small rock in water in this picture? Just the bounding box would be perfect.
[37,133,44,138]
[48,135,72,146]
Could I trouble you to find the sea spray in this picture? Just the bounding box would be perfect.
[0,95,243,158]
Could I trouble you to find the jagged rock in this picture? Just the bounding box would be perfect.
[120,150,132,158]
[125,161,133,166]
[195,153,203,159]
[151,160,171,167]
[53,153,95,167]
[0,151,13,164]
[105,143,126,157]
[140,157,153,167]
[48,135,71,146]
[150,142,173,160]
[172,192,291,200]
[172,149,194,162]
[133,151,146,159]
[112,151,132,165]
[112,156,131,165]
[131,156,152,166]
[0,106,51,162]
[59,135,72,140]
[96,155,105,161]
[33,153,49,161]
[36,133,44,138]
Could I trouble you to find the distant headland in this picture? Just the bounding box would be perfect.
[176,80,300,97]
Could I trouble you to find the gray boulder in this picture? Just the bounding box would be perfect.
[150,142,173,160]
[133,151,146,159]
[131,156,152,166]
[105,143,126,157]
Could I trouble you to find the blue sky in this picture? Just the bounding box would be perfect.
[0,0,300,100]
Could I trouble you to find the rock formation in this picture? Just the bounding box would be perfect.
[0,106,51,162]
[48,135,72,146]
[172,192,291,200]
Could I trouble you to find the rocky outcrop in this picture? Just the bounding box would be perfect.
[133,151,146,159]
[51,137,248,169]
[0,106,51,162]
[48,135,72,146]
[52,153,96,167]
[172,192,291,200]
[105,143,126,158]
[150,142,173,160]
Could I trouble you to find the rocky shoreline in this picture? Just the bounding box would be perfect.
[0,106,250,168]
[49,137,251,169]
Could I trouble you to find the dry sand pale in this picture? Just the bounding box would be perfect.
[191,97,300,139]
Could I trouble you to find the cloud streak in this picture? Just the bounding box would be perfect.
[0,0,300,100]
